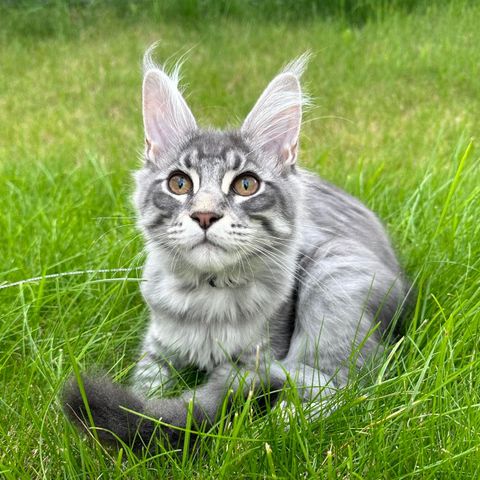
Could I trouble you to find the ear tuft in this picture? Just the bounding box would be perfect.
[143,42,184,89]
[281,51,312,79]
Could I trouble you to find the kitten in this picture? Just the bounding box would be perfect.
[64,50,409,449]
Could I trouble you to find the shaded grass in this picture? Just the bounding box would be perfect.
[2,0,473,39]
[1,1,480,478]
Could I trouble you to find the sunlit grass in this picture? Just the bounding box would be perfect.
[1,2,479,478]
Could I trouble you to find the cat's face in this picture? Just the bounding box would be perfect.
[134,52,307,274]
[135,130,299,273]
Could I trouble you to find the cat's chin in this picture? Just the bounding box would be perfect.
[184,242,239,273]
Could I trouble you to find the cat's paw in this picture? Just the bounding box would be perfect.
[132,362,171,398]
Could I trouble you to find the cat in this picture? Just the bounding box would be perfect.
[63,48,409,449]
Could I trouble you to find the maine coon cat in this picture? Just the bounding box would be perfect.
[64,50,408,449]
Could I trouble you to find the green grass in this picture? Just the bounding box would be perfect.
[1,2,480,478]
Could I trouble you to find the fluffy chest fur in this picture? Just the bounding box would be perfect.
[148,307,265,370]
[140,251,296,370]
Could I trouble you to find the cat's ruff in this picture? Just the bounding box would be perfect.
[63,50,408,450]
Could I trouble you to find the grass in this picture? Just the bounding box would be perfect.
[1,1,480,478]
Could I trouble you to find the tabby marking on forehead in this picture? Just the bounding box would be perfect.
[176,149,200,192]
[179,149,197,170]
[220,150,246,194]
[225,150,246,170]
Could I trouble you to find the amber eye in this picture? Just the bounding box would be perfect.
[168,172,193,195]
[232,174,260,196]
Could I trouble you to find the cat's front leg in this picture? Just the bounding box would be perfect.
[132,352,172,397]
[132,325,176,397]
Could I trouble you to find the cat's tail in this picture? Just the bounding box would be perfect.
[62,375,192,449]
[62,368,282,450]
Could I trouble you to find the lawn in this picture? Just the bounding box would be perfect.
[1,1,480,478]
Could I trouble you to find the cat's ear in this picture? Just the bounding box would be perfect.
[241,56,308,167]
[142,66,196,163]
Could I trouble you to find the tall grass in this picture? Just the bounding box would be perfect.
[1,1,480,478]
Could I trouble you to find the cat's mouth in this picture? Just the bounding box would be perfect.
[193,236,228,252]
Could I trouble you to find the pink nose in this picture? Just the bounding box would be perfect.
[190,211,222,230]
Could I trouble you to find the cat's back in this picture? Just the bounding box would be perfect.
[297,169,401,274]
[292,169,408,346]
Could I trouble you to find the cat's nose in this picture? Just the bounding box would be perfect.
[190,211,223,230]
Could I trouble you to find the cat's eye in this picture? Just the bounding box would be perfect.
[168,172,193,195]
[232,174,260,196]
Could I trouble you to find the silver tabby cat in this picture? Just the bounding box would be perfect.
[64,50,408,448]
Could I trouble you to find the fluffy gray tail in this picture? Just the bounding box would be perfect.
[63,371,282,450]
[63,376,186,449]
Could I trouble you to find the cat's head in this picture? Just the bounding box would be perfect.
[134,51,309,275]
